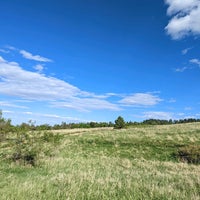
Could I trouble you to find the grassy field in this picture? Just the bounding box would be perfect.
[0,123,200,199]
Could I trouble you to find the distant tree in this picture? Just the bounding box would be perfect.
[114,116,126,129]
[0,110,13,141]
[89,121,97,128]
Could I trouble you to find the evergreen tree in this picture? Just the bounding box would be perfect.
[114,116,126,129]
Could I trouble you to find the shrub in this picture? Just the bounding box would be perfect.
[41,131,63,144]
[11,130,42,166]
[7,130,64,166]
[176,145,200,164]
[0,111,13,142]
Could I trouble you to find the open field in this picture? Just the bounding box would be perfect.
[0,123,200,199]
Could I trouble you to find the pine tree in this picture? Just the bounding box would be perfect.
[114,116,126,129]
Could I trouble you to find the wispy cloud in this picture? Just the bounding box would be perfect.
[165,0,200,39]
[119,93,162,106]
[0,56,6,62]
[143,111,174,120]
[0,56,120,112]
[5,45,17,51]
[3,45,53,63]
[33,64,44,73]
[174,58,200,72]
[0,101,28,109]
[0,54,168,115]
[184,107,193,111]
[2,110,14,114]
[0,57,79,100]
[190,58,200,66]
[174,66,189,72]
[0,49,9,53]
[182,47,192,55]
[51,98,121,112]
[168,98,176,103]
[21,111,85,122]
[3,110,87,124]
[19,50,52,62]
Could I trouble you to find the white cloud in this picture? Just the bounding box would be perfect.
[0,57,79,100]
[177,112,185,116]
[4,110,87,124]
[0,49,9,53]
[168,98,176,103]
[165,0,200,39]
[2,110,14,114]
[5,45,16,51]
[184,115,196,118]
[14,99,33,103]
[165,0,199,15]
[0,56,6,62]
[0,101,28,109]
[176,112,195,119]
[190,58,200,66]
[34,64,44,73]
[143,111,174,120]
[20,50,52,62]
[23,111,33,115]
[51,97,121,112]
[119,93,162,106]
[182,47,192,55]
[0,56,120,111]
[184,107,193,110]
[175,66,189,72]
[21,111,89,123]
[174,58,200,72]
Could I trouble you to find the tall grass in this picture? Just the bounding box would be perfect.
[0,123,200,199]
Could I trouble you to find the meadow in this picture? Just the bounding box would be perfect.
[0,123,200,199]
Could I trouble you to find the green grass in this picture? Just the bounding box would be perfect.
[0,123,200,199]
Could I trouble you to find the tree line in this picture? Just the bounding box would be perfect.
[1,110,200,132]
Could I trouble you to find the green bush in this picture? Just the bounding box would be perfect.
[0,111,13,142]
[41,131,63,144]
[11,131,42,166]
[7,130,63,166]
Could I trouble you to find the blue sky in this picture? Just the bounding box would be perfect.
[0,0,200,125]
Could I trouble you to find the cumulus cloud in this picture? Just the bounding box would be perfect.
[20,50,52,62]
[165,0,200,39]
[165,0,199,15]
[0,56,120,111]
[119,93,162,106]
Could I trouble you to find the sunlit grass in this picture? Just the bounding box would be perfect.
[0,123,200,199]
